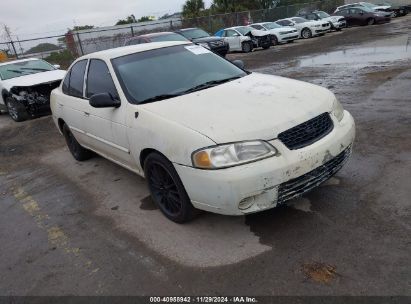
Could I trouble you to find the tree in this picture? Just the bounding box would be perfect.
[138,16,152,22]
[25,43,61,54]
[211,0,276,12]
[115,15,137,25]
[182,0,205,18]
[72,25,94,31]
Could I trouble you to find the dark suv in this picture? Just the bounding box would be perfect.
[175,28,230,57]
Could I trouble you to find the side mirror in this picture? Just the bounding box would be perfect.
[89,93,120,108]
[232,60,245,69]
[53,64,61,69]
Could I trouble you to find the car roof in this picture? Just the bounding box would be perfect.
[177,28,200,32]
[78,41,192,61]
[0,58,39,67]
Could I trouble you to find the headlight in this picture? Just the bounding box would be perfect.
[192,140,277,169]
[279,31,289,35]
[314,24,321,27]
[332,97,345,122]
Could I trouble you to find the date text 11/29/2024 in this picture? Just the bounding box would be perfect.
[150,296,258,303]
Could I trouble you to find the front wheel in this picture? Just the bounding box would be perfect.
[62,124,93,161]
[144,152,197,223]
[6,97,28,122]
[271,35,278,46]
[241,41,253,53]
[301,28,312,39]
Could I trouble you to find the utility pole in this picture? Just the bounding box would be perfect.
[3,24,18,58]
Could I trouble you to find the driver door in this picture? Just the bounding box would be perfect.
[83,59,133,167]
[223,30,241,51]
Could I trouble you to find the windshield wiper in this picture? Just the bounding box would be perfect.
[182,76,243,94]
[21,68,50,71]
[138,76,243,104]
[6,69,24,74]
[139,93,183,104]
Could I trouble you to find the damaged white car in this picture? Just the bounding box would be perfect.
[215,26,271,52]
[276,17,331,39]
[51,41,355,223]
[0,58,66,121]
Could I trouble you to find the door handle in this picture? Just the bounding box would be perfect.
[84,112,90,117]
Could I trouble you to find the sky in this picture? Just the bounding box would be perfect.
[0,0,213,41]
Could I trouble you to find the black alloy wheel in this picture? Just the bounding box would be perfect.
[144,153,197,223]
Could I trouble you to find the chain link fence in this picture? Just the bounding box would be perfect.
[0,0,343,69]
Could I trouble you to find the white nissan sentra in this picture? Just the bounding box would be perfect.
[51,41,355,223]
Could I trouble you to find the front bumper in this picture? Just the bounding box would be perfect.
[175,111,355,215]
[332,20,346,29]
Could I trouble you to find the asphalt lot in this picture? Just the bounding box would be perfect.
[0,15,410,296]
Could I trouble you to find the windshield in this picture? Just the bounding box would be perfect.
[235,27,254,35]
[0,59,55,80]
[150,33,189,42]
[317,11,330,18]
[361,2,377,8]
[264,22,281,29]
[180,29,210,40]
[291,17,308,23]
[112,45,247,104]
[359,6,375,12]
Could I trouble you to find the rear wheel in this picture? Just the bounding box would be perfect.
[6,97,28,122]
[301,28,312,39]
[62,124,93,161]
[144,152,197,223]
[241,41,253,53]
[367,18,376,25]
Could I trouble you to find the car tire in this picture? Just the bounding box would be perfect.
[262,43,270,50]
[301,28,312,39]
[6,97,29,122]
[62,124,93,161]
[367,18,376,25]
[242,41,253,53]
[144,152,197,223]
[392,11,398,17]
[271,35,278,46]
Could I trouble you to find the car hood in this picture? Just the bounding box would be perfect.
[246,29,269,37]
[2,69,66,90]
[374,5,391,9]
[192,36,224,43]
[140,73,335,143]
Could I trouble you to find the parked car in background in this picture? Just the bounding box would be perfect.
[51,41,355,223]
[215,26,271,53]
[333,7,391,26]
[275,17,331,39]
[0,58,65,121]
[297,11,346,31]
[250,22,299,45]
[334,2,391,13]
[124,32,189,46]
[175,28,230,57]
[376,1,408,17]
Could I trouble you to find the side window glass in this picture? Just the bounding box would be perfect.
[86,59,118,99]
[62,71,70,95]
[68,60,87,98]
[226,30,236,37]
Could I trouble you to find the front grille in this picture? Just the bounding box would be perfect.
[277,146,352,204]
[278,113,334,150]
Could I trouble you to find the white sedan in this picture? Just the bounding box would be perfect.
[51,41,355,223]
[0,58,65,121]
[215,26,271,52]
[276,17,331,39]
[250,22,299,45]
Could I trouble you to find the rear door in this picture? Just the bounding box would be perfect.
[84,59,132,166]
[58,60,89,144]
